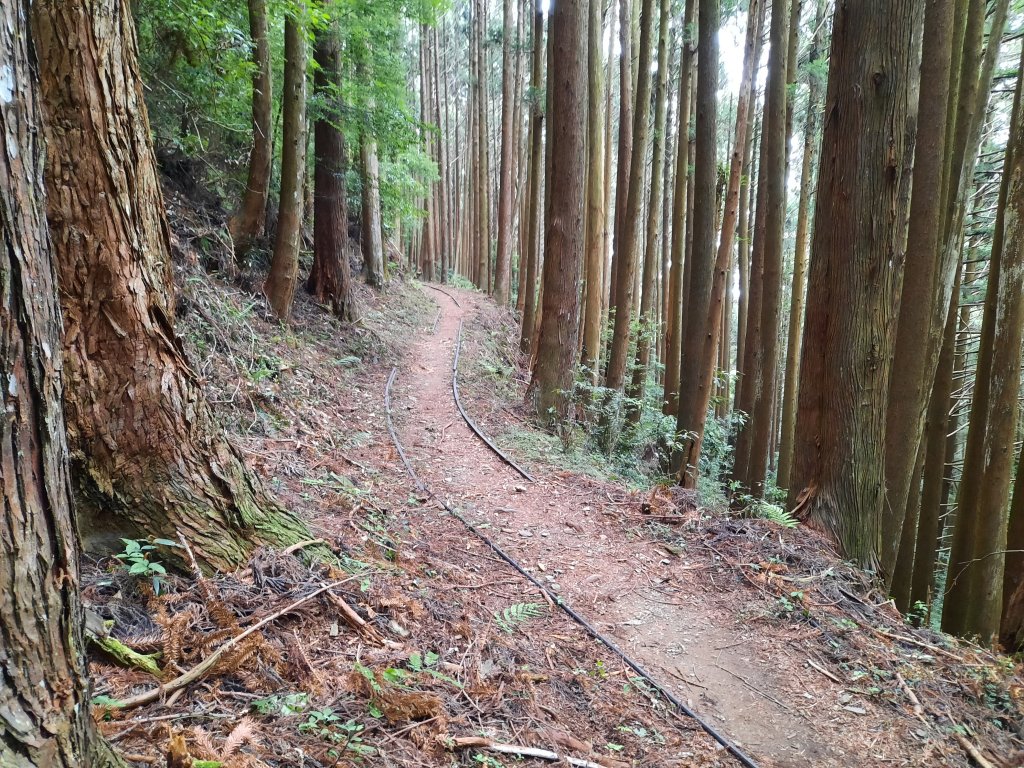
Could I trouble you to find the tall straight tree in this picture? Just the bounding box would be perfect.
[944,46,1024,640]
[0,3,124,763]
[626,0,672,422]
[777,0,826,491]
[529,0,587,426]
[732,0,792,497]
[308,22,356,320]
[493,0,516,304]
[32,0,313,571]
[673,0,762,480]
[671,0,719,482]
[788,0,921,570]
[520,3,546,354]
[265,5,308,319]
[603,0,656,424]
[661,0,696,416]
[581,0,607,380]
[609,0,634,315]
[229,0,273,260]
[883,0,956,597]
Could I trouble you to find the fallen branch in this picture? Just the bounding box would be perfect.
[283,538,326,555]
[112,580,352,710]
[895,672,927,726]
[447,736,615,768]
[806,658,843,686]
[954,734,996,768]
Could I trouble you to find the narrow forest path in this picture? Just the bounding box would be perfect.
[386,285,863,767]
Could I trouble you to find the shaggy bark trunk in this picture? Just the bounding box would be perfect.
[229,0,273,260]
[608,0,634,316]
[33,0,312,572]
[787,0,921,571]
[265,8,308,320]
[308,25,355,321]
[0,6,124,764]
[528,0,587,427]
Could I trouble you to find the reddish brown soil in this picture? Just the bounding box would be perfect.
[87,273,1021,768]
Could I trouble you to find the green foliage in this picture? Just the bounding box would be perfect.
[251,691,310,716]
[299,708,376,755]
[494,602,546,633]
[114,538,179,594]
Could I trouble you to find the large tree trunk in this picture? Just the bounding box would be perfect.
[528,0,587,427]
[228,0,273,261]
[661,0,696,416]
[787,0,921,571]
[671,0,719,481]
[0,6,123,764]
[308,24,356,321]
[32,0,312,572]
[265,8,308,320]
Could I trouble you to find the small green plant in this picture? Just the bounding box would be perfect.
[751,500,798,529]
[250,692,309,716]
[299,709,375,755]
[473,754,504,767]
[114,538,179,594]
[494,602,546,633]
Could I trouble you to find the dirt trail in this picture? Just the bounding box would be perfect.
[387,286,874,767]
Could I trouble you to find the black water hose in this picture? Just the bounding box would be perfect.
[384,366,760,768]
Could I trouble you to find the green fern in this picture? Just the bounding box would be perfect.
[752,500,797,529]
[494,602,546,633]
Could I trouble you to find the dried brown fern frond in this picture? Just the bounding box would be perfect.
[187,726,219,760]
[222,717,259,759]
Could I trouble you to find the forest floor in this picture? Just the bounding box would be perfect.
[83,256,1023,768]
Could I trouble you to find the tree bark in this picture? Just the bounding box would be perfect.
[228,0,273,261]
[608,0,634,316]
[528,0,587,427]
[32,0,312,572]
[787,0,921,571]
[265,8,308,320]
[308,24,355,321]
[0,5,124,763]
